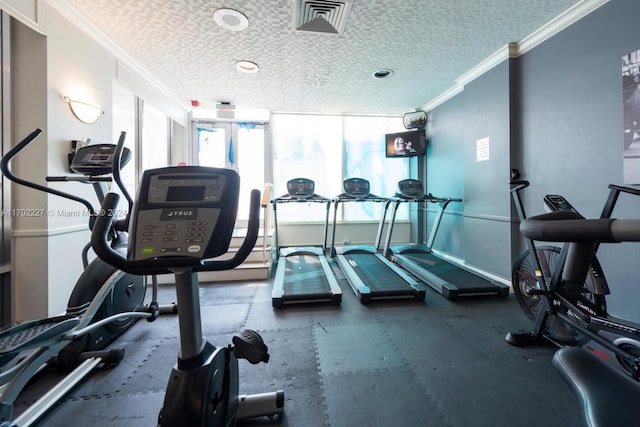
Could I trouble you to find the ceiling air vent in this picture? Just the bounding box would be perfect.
[294,0,353,34]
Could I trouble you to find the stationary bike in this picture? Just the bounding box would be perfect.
[0,129,167,425]
[505,170,640,380]
[90,162,284,425]
[511,184,640,426]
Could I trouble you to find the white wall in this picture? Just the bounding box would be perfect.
[6,3,187,320]
[44,6,117,316]
[10,15,49,320]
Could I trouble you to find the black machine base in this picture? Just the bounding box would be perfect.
[505,331,544,346]
[158,335,284,426]
[158,342,238,427]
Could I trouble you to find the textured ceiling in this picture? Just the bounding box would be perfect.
[64,0,581,116]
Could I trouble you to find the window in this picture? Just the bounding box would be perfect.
[141,103,169,171]
[113,84,171,208]
[236,124,266,222]
[112,81,137,199]
[271,115,343,222]
[194,122,267,224]
[343,116,409,221]
[271,114,410,223]
[197,125,226,168]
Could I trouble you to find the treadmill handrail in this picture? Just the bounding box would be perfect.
[271,192,333,254]
[330,194,391,257]
[381,192,463,257]
[335,193,388,203]
[392,193,462,204]
[272,193,333,203]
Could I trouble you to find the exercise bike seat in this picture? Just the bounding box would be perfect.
[552,347,640,427]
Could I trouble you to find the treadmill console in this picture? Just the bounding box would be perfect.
[544,194,580,215]
[396,179,424,199]
[71,143,131,176]
[287,178,315,199]
[343,178,370,198]
[129,166,240,261]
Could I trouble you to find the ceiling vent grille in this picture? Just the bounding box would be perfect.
[294,0,353,34]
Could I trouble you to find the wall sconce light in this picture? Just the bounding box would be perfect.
[63,95,104,124]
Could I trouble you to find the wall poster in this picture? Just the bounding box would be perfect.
[622,49,640,183]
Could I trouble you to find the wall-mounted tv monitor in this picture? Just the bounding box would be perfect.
[385,130,426,158]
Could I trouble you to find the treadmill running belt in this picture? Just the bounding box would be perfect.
[404,252,493,287]
[284,254,331,295]
[345,253,409,291]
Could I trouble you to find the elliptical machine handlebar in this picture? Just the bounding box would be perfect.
[509,179,529,192]
[46,176,113,182]
[0,129,95,216]
[111,131,134,212]
[91,189,262,276]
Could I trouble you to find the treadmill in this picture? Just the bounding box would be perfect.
[383,179,510,300]
[271,178,342,308]
[330,178,426,304]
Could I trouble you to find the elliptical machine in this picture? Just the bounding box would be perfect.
[0,129,169,425]
[90,160,284,425]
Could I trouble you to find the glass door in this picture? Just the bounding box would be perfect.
[194,122,267,225]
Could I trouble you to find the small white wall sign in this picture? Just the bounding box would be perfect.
[477,137,490,162]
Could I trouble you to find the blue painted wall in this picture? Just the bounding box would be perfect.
[426,0,640,321]
[517,0,640,321]
[426,61,512,279]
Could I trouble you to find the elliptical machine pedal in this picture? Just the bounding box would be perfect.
[233,329,269,364]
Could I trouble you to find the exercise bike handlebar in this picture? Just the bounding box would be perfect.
[91,189,262,276]
[520,211,640,243]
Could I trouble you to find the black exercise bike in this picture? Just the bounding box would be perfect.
[505,170,640,380]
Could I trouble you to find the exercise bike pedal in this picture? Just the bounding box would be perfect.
[232,329,270,364]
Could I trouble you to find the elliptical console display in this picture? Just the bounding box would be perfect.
[70,143,131,176]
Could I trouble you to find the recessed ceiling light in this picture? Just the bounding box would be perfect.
[235,60,260,73]
[213,8,249,31]
[373,69,394,79]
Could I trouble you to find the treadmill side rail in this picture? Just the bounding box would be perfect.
[335,254,372,303]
